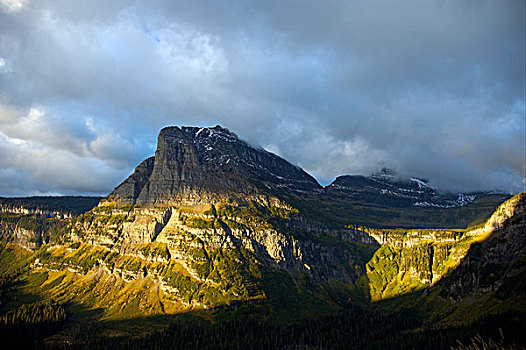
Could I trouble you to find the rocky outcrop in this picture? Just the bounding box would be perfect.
[364,193,526,301]
[0,206,71,219]
[438,193,526,300]
[13,226,42,250]
[108,157,155,206]
[106,126,320,206]
[0,196,100,216]
[74,202,363,289]
[0,221,40,250]
[367,229,462,248]
[466,192,525,237]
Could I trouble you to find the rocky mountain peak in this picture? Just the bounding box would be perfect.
[329,168,481,209]
[371,167,399,180]
[158,125,243,147]
[107,125,320,205]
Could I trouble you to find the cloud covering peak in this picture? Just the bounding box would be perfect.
[0,0,524,196]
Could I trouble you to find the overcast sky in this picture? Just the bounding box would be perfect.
[0,0,524,196]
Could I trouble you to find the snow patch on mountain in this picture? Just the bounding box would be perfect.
[415,194,477,208]
[410,177,435,190]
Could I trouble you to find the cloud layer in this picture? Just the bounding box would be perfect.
[0,0,524,196]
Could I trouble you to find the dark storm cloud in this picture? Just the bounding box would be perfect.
[0,0,524,196]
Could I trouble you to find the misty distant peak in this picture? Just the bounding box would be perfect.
[371,167,399,180]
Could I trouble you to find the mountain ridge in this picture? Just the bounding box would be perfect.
[106,125,510,229]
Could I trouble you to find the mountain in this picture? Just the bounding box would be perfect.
[362,193,526,305]
[107,125,320,205]
[328,168,478,209]
[319,168,509,228]
[0,125,523,348]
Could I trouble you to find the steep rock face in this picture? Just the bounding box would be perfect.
[0,206,71,219]
[364,193,526,301]
[467,192,525,236]
[74,202,364,289]
[368,229,462,248]
[0,197,100,216]
[107,126,320,205]
[0,202,76,250]
[0,221,40,250]
[439,193,526,300]
[13,226,41,250]
[365,242,457,301]
[109,157,155,205]
[94,126,363,294]
[286,215,378,245]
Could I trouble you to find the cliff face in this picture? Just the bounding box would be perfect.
[0,206,71,219]
[0,221,40,250]
[0,199,82,250]
[70,199,366,300]
[363,193,526,302]
[107,126,320,206]
[438,193,526,300]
